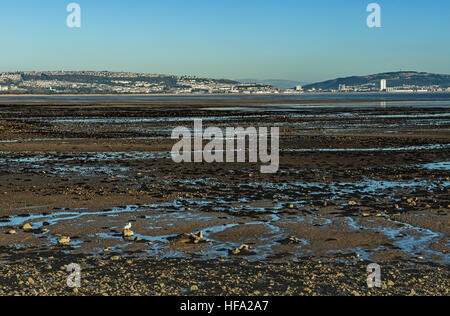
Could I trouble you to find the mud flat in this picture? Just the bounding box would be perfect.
[0,99,448,296]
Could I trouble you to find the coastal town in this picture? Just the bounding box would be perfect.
[0,71,280,95]
[0,71,449,95]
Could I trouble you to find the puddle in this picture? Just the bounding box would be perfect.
[286,144,450,152]
[345,217,449,264]
[419,161,450,171]
[0,203,301,261]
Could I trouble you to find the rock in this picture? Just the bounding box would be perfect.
[168,231,205,244]
[58,236,71,246]
[348,201,357,206]
[230,244,252,255]
[7,230,16,235]
[123,229,134,238]
[279,237,302,245]
[111,256,120,261]
[190,285,199,291]
[22,223,33,231]
[388,280,395,287]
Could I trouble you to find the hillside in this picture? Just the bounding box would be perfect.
[304,72,450,91]
[0,71,278,94]
[238,79,307,90]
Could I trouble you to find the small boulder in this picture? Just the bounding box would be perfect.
[168,231,205,244]
[123,229,134,238]
[230,244,253,255]
[22,223,33,231]
[58,236,71,246]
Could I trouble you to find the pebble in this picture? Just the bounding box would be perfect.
[58,236,71,246]
[123,229,134,238]
[190,285,199,291]
[22,223,33,231]
[7,230,16,235]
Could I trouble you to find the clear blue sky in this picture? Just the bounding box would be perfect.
[0,0,449,82]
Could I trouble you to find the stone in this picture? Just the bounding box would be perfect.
[22,223,33,231]
[58,236,71,246]
[168,231,204,244]
[7,230,16,235]
[230,244,252,255]
[123,229,134,238]
[190,285,199,291]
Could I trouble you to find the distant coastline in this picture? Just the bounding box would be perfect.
[1,90,450,98]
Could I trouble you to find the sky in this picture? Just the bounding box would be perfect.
[0,0,449,83]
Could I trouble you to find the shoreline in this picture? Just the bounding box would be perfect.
[0,101,448,296]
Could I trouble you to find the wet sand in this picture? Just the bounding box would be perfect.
[0,99,449,296]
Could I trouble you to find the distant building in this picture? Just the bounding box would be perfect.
[380,79,387,91]
[295,85,303,91]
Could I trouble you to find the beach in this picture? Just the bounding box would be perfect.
[0,97,448,296]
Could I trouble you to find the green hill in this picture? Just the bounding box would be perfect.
[304,72,450,90]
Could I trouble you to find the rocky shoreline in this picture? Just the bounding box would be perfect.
[0,100,449,296]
